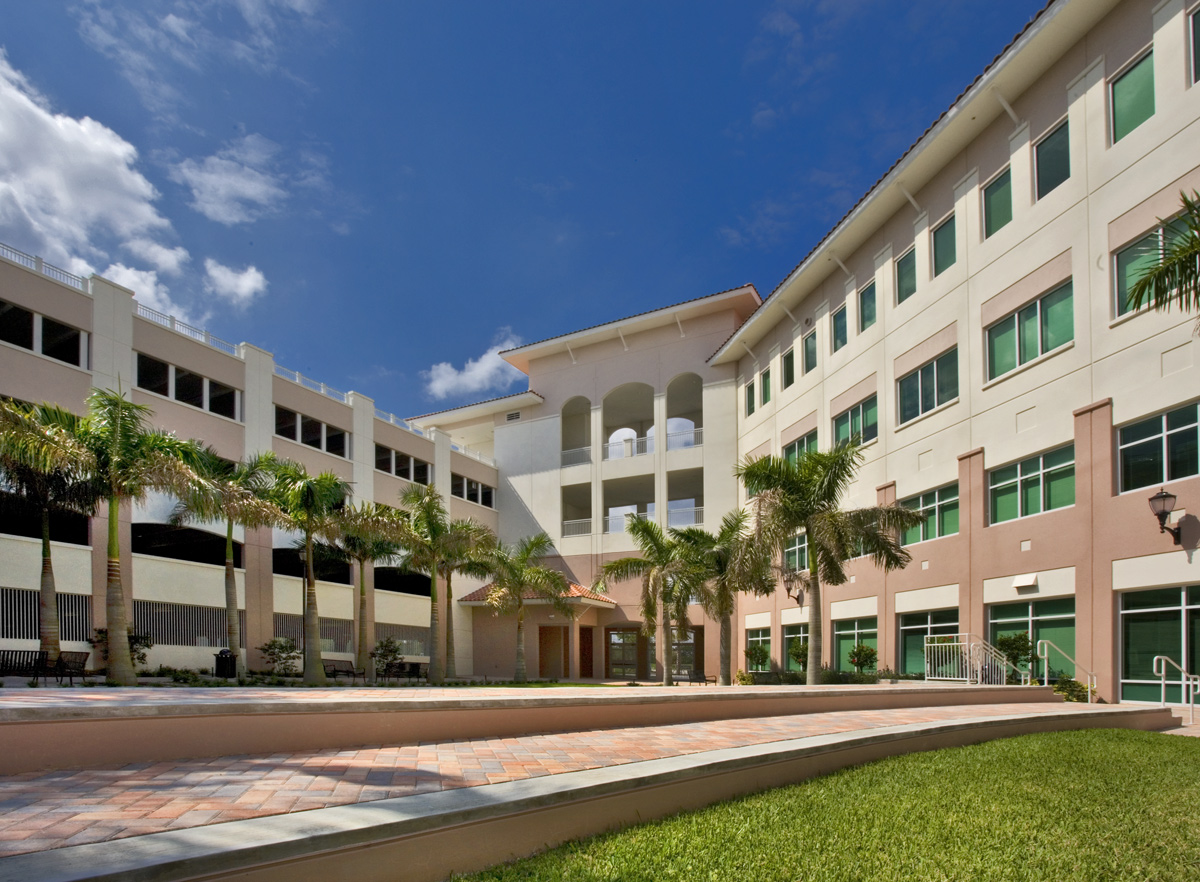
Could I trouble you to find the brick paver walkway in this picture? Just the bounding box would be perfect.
[0,700,1124,857]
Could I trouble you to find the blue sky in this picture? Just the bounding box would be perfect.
[0,0,1048,419]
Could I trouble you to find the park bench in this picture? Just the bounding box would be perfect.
[322,659,366,683]
[686,669,716,685]
[0,650,51,684]
[54,651,92,686]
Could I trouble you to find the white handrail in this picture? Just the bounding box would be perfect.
[925,633,1030,685]
[1037,639,1096,703]
[1153,655,1198,725]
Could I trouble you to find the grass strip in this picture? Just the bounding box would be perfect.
[454,729,1200,882]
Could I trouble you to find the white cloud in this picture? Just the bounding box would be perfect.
[171,134,288,224]
[204,258,268,305]
[125,237,190,274]
[422,329,525,401]
[101,262,196,323]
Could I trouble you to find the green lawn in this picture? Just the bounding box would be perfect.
[454,729,1200,882]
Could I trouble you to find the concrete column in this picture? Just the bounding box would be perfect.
[653,392,667,526]
[567,618,580,680]
[590,404,604,557]
[958,447,986,640]
[240,343,276,669]
[87,275,135,393]
[240,344,276,456]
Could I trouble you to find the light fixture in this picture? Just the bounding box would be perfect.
[1148,489,1182,545]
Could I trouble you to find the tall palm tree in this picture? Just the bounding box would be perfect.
[674,509,773,686]
[268,459,350,686]
[393,482,494,684]
[737,442,924,685]
[0,401,100,663]
[1127,190,1200,329]
[483,533,573,683]
[325,502,404,678]
[171,451,283,677]
[594,516,707,686]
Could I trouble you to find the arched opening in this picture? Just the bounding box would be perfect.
[561,396,592,466]
[602,382,654,459]
[666,373,703,450]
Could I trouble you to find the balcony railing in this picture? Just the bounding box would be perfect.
[604,515,629,534]
[451,442,496,468]
[561,446,591,467]
[0,241,86,291]
[666,428,704,450]
[667,507,704,527]
[136,304,241,357]
[603,436,653,460]
[374,408,425,437]
[562,518,592,537]
[274,365,348,403]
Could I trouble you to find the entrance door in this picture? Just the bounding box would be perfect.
[579,627,594,678]
[607,630,638,679]
[538,626,565,679]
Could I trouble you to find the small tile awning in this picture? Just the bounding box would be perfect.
[459,582,617,608]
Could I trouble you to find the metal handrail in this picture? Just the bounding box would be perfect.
[1037,639,1096,703]
[562,518,592,537]
[925,633,1030,685]
[1153,655,1198,725]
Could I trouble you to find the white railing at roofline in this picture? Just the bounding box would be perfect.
[666,428,704,450]
[561,446,591,467]
[667,507,704,527]
[273,365,348,403]
[924,633,1031,686]
[1153,655,1199,725]
[562,518,592,537]
[603,435,653,460]
[1037,639,1096,703]
[374,408,425,438]
[0,241,86,291]
[450,442,496,468]
[135,303,241,357]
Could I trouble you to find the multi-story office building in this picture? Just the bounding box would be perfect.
[1,0,1198,702]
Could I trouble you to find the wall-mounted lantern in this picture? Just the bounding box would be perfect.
[1148,489,1182,545]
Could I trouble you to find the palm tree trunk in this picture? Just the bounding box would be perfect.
[719,613,731,686]
[302,535,326,685]
[104,498,137,686]
[428,565,443,685]
[357,559,371,681]
[224,520,243,677]
[514,602,527,683]
[661,604,674,687]
[444,570,456,681]
[39,508,61,664]
[806,567,822,687]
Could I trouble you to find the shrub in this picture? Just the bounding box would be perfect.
[89,629,153,668]
[787,639,809,672]
[781,671,806,685]
[258,638,301,676]
[734,668,754,685]
[847,643,877,673]
[745,644,769,671]
[372,637,404,677]
[995,632,1035,684]
[1053,676,1091,702]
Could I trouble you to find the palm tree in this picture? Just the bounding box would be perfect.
[674,509,773,686]
[737,442,924,685]
[594,516,707,686]
[268,459,350,686]
[171,451,283,677]
[393,482,495,684]
[0,401,100,663]
[1127,190,1200,329]
[483,533,573,683]
[325,502,404,678]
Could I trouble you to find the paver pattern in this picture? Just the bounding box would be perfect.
[0,698,1130,858]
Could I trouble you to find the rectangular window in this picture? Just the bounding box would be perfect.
[395,453,412,480]
[832,306,848,352]
[898,349,957,424]
[932,214,956,276]
[899,610,959,675]
[783,430,817,465]
[834,617,878,672]
[784,532,808,573]
[467,479,481,504]
[1119,587,1200,702]
[375,444,394,473]
[207,380,237,419]
[900,484,959,545]
[802,331,817,373]
[746,380,755,417]
[1194,10,1200,84]
[0,300,34,350]
[300,415,323,449]
[173,368,204,409]
[989,599,1075,680]
[451,474,466,498]
[833,395,878,445]
[983,169,1012,238]
[859,283,876,331]
[325,427,347,458]
[1115,218,1188,316]
[989,445,1075,524]
[783,623,809,673]
[136,353,170,396]
[896,249,917,303]
[275,406,297,440]
[40,317,81,366]
[1035,121,1070,199]
[986,281,1073,379]
[760,368,771,405]
[412,459,430,485]
[782,349,795,389]
[1112,52,1154,143]
[480,485,495,508]
[1119,403,1200,492]
[746,627,771,672]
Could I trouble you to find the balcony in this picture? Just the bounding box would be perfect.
[562,518,592,537]
[666,428,703,450]
[667,507,704,528]
[604,435,653,460]
[561,446,591,467]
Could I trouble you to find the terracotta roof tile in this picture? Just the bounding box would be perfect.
[460,582,617,604]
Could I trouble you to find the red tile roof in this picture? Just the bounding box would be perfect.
[460,582,617,604]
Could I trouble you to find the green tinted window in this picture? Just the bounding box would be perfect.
[803,331,817,373]
[1112,52,1154,143]
[1194,11,1200,84]
[1036,121,1070,199]
[745,381,755,416]
[900,484,959,545]
[987,316,1017,379]
[1119,406,1200,491]
[933,215,956,276]
[1040,283,1073,351]
[859,283,876,330]
[834,395,877,446]
[987,282,1073,379]
[1116,232,1158,316]
[989,445,1074,524]
[899,349,957,424]
[760,369,771,405]
[832,307,848,351]
[983,169,1012,237]
[896,249,916,303]
[782,349,794,388]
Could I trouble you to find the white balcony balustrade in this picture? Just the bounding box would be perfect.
[603,436,653,460]
[561,447,592,467]
[667,507,704,527]
[562,518,592,537]
[666,428,703,450]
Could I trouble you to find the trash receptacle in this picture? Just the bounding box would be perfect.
[214,649,236,679]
